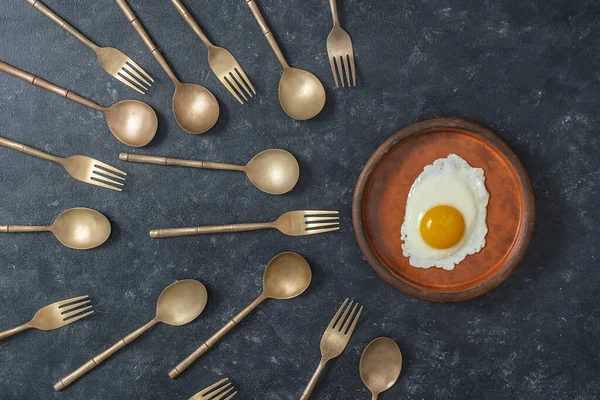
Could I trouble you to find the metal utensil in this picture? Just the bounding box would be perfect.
[189,378,237,400]
[244,0,325,120]
[116,0,219,134]
[169,253,311,378]
[360,338,402,399]
[150,210,339,238]
[169,0,255,104]
[326,0,356,87]
[0,61,157,147]
[119,149,298,195]
[301,299,363,399]
[0,208,111,250]
[54,280,208,391]
[0,136,126,191]
[25,0,153,93]
[0,296,93,341]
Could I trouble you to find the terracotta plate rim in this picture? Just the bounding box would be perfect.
[352,118,536,302]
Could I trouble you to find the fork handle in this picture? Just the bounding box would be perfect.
[150,223,273,238]
[116,0,180,84]
[169,0,213,48]
[0,323,31,341]
[26,0,99,50]
[301,358,328,399]
[329,0,339,25]
[119,153,244,171]
[0,136,62,164]
[169,294,267,378]
[245,0,289,68]
[54,318,158,391]
[0,61,104,111]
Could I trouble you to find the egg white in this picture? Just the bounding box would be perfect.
[400,154,490,271]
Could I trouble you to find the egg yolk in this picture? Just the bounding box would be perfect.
[420,205,466,249]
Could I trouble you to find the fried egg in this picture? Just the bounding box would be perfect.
[400,154,489,270]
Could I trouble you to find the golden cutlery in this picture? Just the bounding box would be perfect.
[190,378,237,400]
[0,61,157,147]
[360,338,402,399]
[116,0,219,134]
[25,0,153,94]
[244,0,325,120]
[0,136,126,191]
[150,210,339,239]
[301,299,363,399]
[326,0,356,87]
[54,280,208,391]
[0,296,92,341]
[119,149,298,195]
[0,208,111,250]
[169,0,255,104]
[169,253,311,378]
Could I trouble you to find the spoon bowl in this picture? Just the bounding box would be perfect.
[156,279,208,326]
[279,67,326,120]
[173,83,220,134]
[104,100,157,147]
[360,337,403,399]
[51,208,111,250]
[245,149,300,194]
[263,252,312,299]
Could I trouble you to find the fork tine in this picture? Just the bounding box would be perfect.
[93,161,127,176]
[231,71,252,99]
[201,379,230,396]
[303,210,339,216]
[126,58,154,83]
[328,299,349,330]
[305,227,340,235]
[114,72,145,95]
[329,57,339,88]
[305,216,339,222]
[227,74,248,102]
[346,305,363,337]
[220,76,244,104]
[93,167,126,181]
[235,67,255,95]
[60,300,91,313]
[63,306,93,320]
[122,64,152,88]
[89,178,123,192]
[211,386,234,400]
[349,51,356,87]
[92,173,125,187]
[222,392,237,400]
[342,55,351,88]
[334,300,353,331]
[306,222,339,230]
[62,310,94,325]
[340,302,359,334]
[57,295,89,308]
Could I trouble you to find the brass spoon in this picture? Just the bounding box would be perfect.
[245,0,326,120]
[0,61,157,147]
[54,280,208,391]
[119,149,300,195]
[360,338,403,399]
[0,208,110,250]
[169,252,312,378]
[117,0,219,134]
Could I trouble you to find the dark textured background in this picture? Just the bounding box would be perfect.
[0,0,598,399]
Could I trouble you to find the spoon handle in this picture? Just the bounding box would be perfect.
[116,0,179,84]
[0,323,31,341]
[149,222,273,238]
[0,225,50,233]
[169,294,267,378]
[244,0,288,68]
[0,61,103,111]
[169,0,213,48]
[25,0,99,50]
[119,153,244,171]
[0,136,63,164]
[54,318,157,391]
[301,358,328,399]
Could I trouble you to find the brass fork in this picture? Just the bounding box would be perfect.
[301,299,363,399]
[169,0,255,104]
[0,136,126,191]
[0,296,93,340]
[190,378,237,400]
[326,0,356,87]
[25,0,153,94]
[149,210,339,238]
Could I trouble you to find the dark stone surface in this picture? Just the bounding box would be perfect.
[0,0,598,399]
